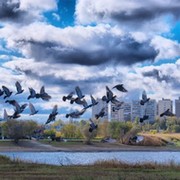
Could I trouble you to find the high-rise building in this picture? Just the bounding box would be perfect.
[92,98,108,121]
[111,102,131,121]
[157,98,173,116]
[145,100,156,122]
[175,97,180,118]
[131,100,141,121]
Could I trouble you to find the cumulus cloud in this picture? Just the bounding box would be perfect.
[0,0,57,24]
[76,0,180,27]
[0,23,158,66]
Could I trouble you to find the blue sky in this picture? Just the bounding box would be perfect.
[0,0,180,123]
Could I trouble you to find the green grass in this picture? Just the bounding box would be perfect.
[0,155,180,180]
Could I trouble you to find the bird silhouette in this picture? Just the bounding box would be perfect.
[112,84,128,92]
[36,86,52,101]
[5,100,27,114]
[66,108,86,118]
[90,95,98,106]
[140,90,150,105]
[2,86,13,99]
[95,107,106,119]
[29,102,38,115]
[89,118,98,132]
[15,81,24,95]
[140,115,149,123]
[3,109,21,120]
[160,109,174,117]
[27,88,37,100]
[62,92,74,101]
[45,105,58,124]
[70,86,85,104]
[102,86,116,103]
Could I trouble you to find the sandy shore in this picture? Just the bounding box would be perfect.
[0,140,180,152]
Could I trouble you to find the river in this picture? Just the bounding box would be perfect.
[0,151,180,166]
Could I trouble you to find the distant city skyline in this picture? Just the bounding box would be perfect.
[0,0,180,123]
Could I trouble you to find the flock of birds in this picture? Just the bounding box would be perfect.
[0,81,57,125]
[0,81,174,133]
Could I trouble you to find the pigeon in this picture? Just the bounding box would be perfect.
[112,84,128,92]
[95,107,106,119]
[160,109,174,117]
[2,86,13,99]
[15,81,24,95]
[140,90,150,105]
[36,86,51,101]
[90,95,98,106]
[102,86,116,103]
[3,109,21,120]
[62,92,74,101]
[5,100,27,114]
[70,86,85,104]
[89,118,98,132]
[140,115,149,123]
[66,108,86,118]
[45,105,58,124]
[70,97,85,105]
[27,88,37,100]
[29,102,38,115]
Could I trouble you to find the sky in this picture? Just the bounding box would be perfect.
[0,0,180,124]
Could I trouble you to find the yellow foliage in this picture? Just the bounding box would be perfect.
[55,131,62,138]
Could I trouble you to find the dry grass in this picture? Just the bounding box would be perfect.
[0,156,180,180]
[141,133,180,141]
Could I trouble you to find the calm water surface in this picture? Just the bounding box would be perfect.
[0,151,180,166]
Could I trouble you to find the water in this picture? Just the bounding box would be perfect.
[0,151,180,166]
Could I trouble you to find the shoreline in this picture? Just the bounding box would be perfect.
[0,139,180,153]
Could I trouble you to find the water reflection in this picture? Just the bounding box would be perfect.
[0,151,180,166]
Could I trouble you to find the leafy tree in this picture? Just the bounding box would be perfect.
[2,119,38,143]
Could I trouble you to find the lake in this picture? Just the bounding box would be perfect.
[0,151,180,166]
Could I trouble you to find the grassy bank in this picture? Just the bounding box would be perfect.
[0,155,179,180]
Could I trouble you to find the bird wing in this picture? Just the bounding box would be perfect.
[106,86,113,99]
[29,88,36,96]
[142,90,147,101]
[91,95,97,105]
[29,103,37,114]
[75,86,84,99]
[52,105,58,115]
[40,86,45,94]
[2,86,11,95]
[15,81,23,93]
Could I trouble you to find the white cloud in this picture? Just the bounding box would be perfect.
[151,36,180,60]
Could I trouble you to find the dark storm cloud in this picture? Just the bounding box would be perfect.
[15,67,114,94]
[143,69,180,89]
[143,69,173,83]
[0,0,24,21]
[95,1,180,27]
[110,6,180,24]
[20,36,158,66]
[0,0,38,24]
